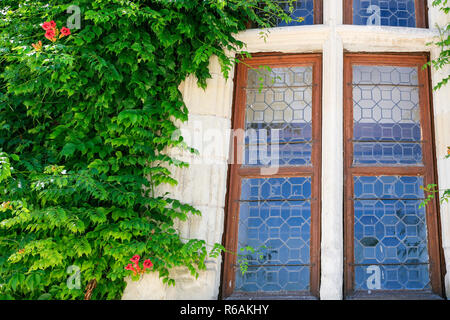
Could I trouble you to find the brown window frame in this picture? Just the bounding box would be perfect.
[343,53,445,299]
[314,0,324,24]
[221,53,322,300]
[343,0,428,28]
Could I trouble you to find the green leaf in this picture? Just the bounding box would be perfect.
[0,0,295,300]
[60,143,77,157]
[37,293,52,300]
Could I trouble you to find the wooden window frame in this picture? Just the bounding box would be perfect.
[221,53,322,300]
[314,0,323,24]
[343,53,445,298]
[343,0,428,28]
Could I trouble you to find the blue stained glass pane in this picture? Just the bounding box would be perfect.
[355,265,430,290]
[353,0,416,27]
[354,176,424,199]
[353,176,431,291]
[241,177,312,201]
[354,141,422,165]
[352,65,423,166]
[245,67,313,167]
[236,177,311,293]
[276,0,315,26]
[236,266,310,292]
[245,139,312,167]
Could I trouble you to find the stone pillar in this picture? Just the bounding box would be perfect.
[122,56,234,300]
[319,0,344,300]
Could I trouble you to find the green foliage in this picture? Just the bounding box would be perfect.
[236,245,267,276]
[0,0,295,299]
[422,1,449,208]
[420,183,450,208]
[427,0,450,90]
[420,151,450,208]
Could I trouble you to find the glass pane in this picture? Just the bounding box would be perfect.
[353,65,418,85]
[352,65,423,165]
[353,176,431,291]
[353,0,416,27]
[255,0,315,27]
[276,0,315,26]
[240,177,312,200]
[355,265,430,290]
[245,67,313,167]
[236,265,310,292]
[354,142,423,165]
[354,176,425,199]
[236,177,311,293]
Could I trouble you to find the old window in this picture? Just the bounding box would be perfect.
[343,0,428,28]
[222,54,322,299]
[343,54,444,298]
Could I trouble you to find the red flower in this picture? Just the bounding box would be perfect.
[60,27,71,36]
[130,255,140,264]
[124,264,135,271]
[45,29,56,41]
[143,259,153,270]
[125,264,137,276]
[135,264,142,274]
[49,20,57,28]
[41,22,53,30]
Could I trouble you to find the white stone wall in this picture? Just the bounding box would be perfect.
[123,0,450,300]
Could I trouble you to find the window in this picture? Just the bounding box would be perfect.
[222,54,322,299]
[250,0,323,28]
[343,54,444,298]
[343,0,428,28]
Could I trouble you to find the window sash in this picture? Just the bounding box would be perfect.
[343,0,428,28]
[222,53,322,299]
[343,53,444,297]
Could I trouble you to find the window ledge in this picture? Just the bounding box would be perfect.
[337,24,438,36]
[224,292,318,301]
[336,24,439,52]
[346,290,444,300]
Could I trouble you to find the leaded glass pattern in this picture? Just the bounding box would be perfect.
[276,0,315,26]
[353,0,416,27]
[235,177,311,293]
[352,65,423,165]
[353,176,431,291]
[245,67,313,166]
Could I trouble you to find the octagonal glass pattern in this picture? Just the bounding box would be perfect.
[245,66,313,167]
[276,0,315,26]
[235,177,311,293]
[352,0,416,27]
[353,176,431,290]
[255,1,315,27]
[352,65,423,165]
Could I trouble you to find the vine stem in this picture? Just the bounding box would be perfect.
[84,279,97,300]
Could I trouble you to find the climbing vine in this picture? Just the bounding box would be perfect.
[421,0,450,207]
[428,0,450,90]
[0,0,296,299]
